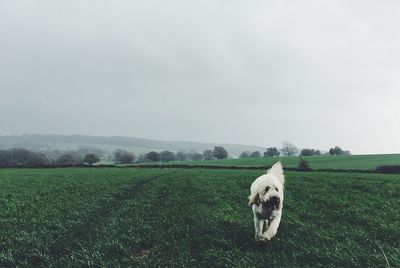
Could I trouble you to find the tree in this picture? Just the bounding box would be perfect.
[160,151,175,162]
[26,151,49,166]
[55,153,83,166]
[329,146,350,156]
[0,148,49,167]
[0,150,14,167]
[281,142,298,157]
[202,150,215,160]
[191,152,203,161]
[77,147,105,158]
[239,151,251,159]
[298,157,311,171]
[250,151,262,158]
[175,152,187,161]
[83,153,100,165]
[184,152,194,161]
[114,149,135,164]
[300,148,316,156]
[264,147,280,157]
[136,153,147,163]
[16,149,49,166]
[213,146,228,160]
[146,151,160,163]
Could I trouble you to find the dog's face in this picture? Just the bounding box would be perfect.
[251,184,282,219]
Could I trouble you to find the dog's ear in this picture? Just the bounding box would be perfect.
[248,193,259,207]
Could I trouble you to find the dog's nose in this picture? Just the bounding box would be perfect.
[270,196,280,205]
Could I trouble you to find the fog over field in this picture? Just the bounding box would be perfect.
[1,1,400,154]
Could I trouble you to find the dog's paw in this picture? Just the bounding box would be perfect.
[262,231,275,241]
[256,237,270,243]
[255,233,270,241]
[255,234,270,242]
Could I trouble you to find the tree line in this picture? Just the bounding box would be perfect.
[0,146,230,167]
[240,142,351,159]
[114,146,228,164]
[0,148,102,167]
[0,143,350,168]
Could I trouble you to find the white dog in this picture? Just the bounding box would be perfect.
[248,161,284,241]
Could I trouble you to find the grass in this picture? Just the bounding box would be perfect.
[0,167,399,267]
[172,154,400,170]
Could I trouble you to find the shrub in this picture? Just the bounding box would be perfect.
[298,157,311,171]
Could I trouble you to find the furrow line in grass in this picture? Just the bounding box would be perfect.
[47,171,177,261]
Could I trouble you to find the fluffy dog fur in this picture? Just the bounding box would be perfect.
[248,161,284,241]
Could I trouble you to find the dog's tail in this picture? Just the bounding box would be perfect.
[268,161,284,185]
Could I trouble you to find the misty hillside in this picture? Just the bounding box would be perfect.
[0,135,266,157]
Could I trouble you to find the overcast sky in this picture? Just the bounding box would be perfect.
[1,1,400,154]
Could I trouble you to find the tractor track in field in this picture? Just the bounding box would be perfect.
[47,171,177,260]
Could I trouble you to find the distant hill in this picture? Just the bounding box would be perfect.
[0,134,266,157]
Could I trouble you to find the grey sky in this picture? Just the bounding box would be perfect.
[1,0,400,154]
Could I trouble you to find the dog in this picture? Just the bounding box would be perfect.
[248,161,284,241]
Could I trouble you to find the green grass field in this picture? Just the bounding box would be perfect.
[173,154,400,170]
[0,167,399,267]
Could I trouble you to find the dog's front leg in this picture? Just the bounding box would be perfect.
[254,214,264,240]
[262,213,281,241]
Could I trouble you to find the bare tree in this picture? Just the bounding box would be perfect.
[281,142,298,157]
[175,151,187,161]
